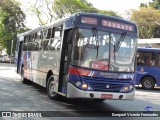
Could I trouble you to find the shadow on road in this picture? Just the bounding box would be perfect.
[136,86,160,93]
[27,82,118,111]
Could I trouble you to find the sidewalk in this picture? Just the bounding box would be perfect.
[0,63,21,80]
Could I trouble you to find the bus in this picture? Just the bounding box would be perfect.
[136,47,160,89]
[15,13,138,101]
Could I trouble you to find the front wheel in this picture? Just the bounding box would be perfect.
[141,76,155,90]
[47,75,59,100]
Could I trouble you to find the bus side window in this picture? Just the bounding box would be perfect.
[137,52,144,65]
[23,43,27,51]
[49,26,62,51]
[43,29,48,40]
[47,28,52,39]
[50,38,61,51]
[28,42,32,51]
[143,52,155,66]
[54,26,62,37]
[156,53,160,67]
[41,40,49,51]
[32,33,38,51]
[37,31,42,40]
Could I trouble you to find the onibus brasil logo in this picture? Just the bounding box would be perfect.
[144,106,153,112]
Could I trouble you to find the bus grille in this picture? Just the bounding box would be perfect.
[83,77,131,92]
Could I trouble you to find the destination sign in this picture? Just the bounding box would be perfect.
[102,20,134,31]
[81,17,97,25]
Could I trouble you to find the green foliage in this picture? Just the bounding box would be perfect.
[149,0,160,10]
[52,0,120,19]
[131,7,160,38]
[140,0,160,10]
[26,0,120,25]
[140,0,160,38]
[0,0,26,55]
[98,10,121,18]
[140,3,148,8]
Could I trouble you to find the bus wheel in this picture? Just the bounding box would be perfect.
[21,67,27,84]
[93,99,105,102]
[47,75,59,100]
[141,77,155,90]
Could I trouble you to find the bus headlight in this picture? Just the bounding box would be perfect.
[75,81,82,87]
[120,85,134,93]
[82,83,88,89]
[74,81,93,90]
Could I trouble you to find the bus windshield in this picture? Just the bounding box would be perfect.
[72,28,137,72]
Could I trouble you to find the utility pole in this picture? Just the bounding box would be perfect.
[10,40,13,65]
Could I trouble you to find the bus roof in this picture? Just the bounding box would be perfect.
[75,12,136,25]
[18,12,137,39]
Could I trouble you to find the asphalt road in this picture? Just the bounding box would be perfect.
[0,63,160,120]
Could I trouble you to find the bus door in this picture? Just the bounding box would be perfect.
[58,30,73,94]
[17,41,23,73]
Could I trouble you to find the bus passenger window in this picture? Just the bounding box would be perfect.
[47,28,52,39]
[23,43,27,51]
[29,34,34,42]
[37,31,42,40]
[49,38,61,51]
[32,42,39,51]
[28,43,32,51]
[43,30,48,40]
[137,52,156,66]
[54,26,62,37]
[41,40,49,51]
[156,53,160,67]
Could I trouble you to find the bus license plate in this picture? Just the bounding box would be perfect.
[101,94,113,99]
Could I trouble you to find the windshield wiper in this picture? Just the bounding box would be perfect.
[111,32,126,62]
[114,32,126,52]
[92,27,99,59]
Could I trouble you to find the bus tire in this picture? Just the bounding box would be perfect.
[93,99,105,102]
[47,75,59,100]
[21,67,28,84]
[141,76,155,90]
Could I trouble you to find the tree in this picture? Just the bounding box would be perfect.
[25,0,120,25]
[149,0,160,10]
[0,0,26,55]
[98,10,120,17]
[140,0,160,38]
[131,7,160,38]
[52,0,97,18]
[140,0,160,10]
[140,3,148,8]
[28,0,55,25]
[52,0,121,19]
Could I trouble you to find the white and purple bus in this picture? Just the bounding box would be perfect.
[15,13,138,102]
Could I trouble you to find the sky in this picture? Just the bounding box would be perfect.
[88,0,152,12]
[21,0,152,28]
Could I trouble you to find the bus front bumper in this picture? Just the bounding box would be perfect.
[67,83,135,100]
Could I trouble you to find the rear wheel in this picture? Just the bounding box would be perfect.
[141,76,155,90]
[47,75,59,100]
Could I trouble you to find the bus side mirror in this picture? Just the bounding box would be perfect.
[67,30,74,44]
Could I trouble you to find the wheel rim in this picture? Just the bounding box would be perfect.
[144,79,153,88]
[49,81,56,97]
